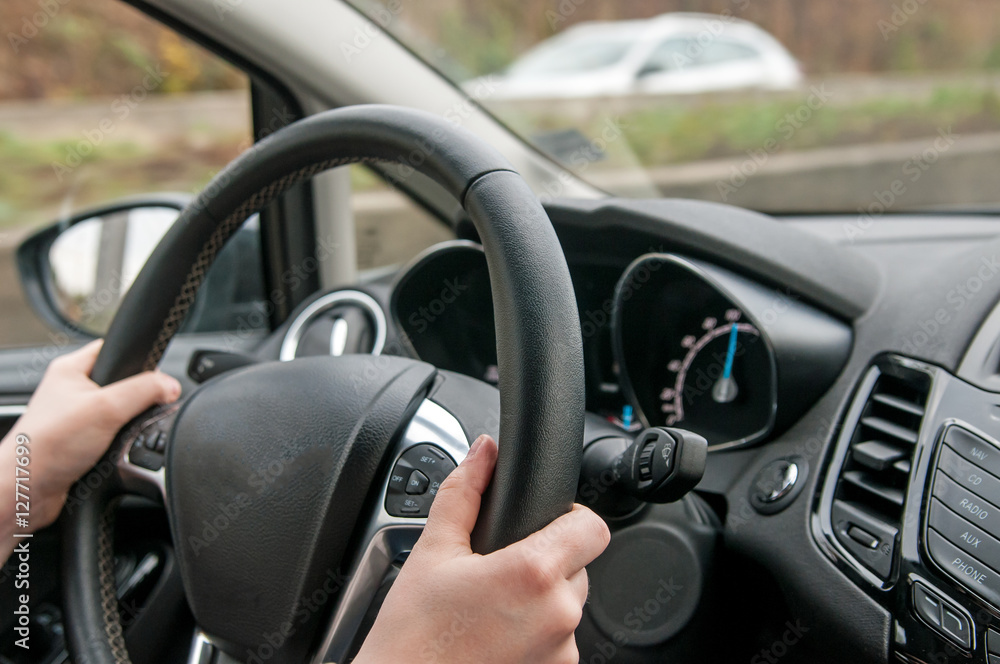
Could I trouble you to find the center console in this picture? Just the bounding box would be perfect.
[815,354,1000,663]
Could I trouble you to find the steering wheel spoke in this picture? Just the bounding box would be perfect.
[312,399,469,664]
[114,402,181,502]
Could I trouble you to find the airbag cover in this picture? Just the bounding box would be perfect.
[166,355,436,663]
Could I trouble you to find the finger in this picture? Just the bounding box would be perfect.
[568,568,590,606]
[509,504,610,578]
[551,639,581,664]
[419,434,498,554]
[100,371,183,423]
[51,339,104,375]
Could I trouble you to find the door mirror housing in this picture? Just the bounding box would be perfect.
[17,194,267,338]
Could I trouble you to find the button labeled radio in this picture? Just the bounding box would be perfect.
[933,473,1000,536]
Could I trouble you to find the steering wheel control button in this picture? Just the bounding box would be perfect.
[406,470,430,495]
[399,498,422,514]
[127,425,169,471]
[385,444,457,518]
[831,500,897,579]
[911,581,973,649]
[750,457,808,514]
[389,460,414,492]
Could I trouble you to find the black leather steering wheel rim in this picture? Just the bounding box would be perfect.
[61,104,585,664]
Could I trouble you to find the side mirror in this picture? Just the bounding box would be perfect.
[17,195,266,338]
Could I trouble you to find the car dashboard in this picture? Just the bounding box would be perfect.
[6,197,1000,664]
[242,197,1000,663]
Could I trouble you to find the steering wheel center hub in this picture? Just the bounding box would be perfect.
[167,355,436,662]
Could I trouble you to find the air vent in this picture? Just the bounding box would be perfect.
[829,361,932,581]
[280,290,387,361]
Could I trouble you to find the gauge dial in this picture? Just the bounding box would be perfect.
[613,255,778,449]
[655,311,774,444]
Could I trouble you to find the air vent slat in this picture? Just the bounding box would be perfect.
[842,470,906,508]
[871,393,925,417]
[852,440,907,471]
[860,416,919,445]
[892,458,911,475]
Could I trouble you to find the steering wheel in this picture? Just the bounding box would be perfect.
[60,106,585,664]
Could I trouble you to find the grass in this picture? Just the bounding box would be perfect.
[0,130,245,230]
[496,83,1000,173]
[4,82,1000,232]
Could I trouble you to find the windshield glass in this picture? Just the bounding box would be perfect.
[348,0,1000,213]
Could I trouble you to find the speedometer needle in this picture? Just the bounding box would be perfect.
[712,323,739,404]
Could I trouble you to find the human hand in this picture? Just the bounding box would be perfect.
[353,435,611,664]
[0,340,182,533]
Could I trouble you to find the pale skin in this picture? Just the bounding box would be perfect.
[0,340,183,563]
[0,340,611,662]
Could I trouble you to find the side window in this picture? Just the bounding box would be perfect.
[0,0,262,348]
[640,38,697,75]
[350,166,455,271]
[697,40,760,66]
[641,37,759,76]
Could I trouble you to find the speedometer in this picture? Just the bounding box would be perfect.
[613,254,852,451]
[656,311,774,445]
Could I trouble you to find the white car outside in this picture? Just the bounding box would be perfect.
[469,13,803,100]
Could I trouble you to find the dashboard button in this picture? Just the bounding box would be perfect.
[945,426,1000,478]
[847,525,879,549]
[911,580,975,649]
[941,607,972,648]
[912,583,942,627]
[832,500,897,579]
[933,472,1000,539]
[929,499,1000,572]
[987,627,1000,655]
[938,446,1000,506]
[926,529,1000,607]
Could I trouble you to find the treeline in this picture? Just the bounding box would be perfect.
[415,0,1000,75]
[3,0,1000,101]
[1,0,243,100]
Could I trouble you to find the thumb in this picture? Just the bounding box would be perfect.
[100,371,183,424]
[418,435,498,556]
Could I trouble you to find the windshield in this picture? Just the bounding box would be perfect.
[348,0,1000,213]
